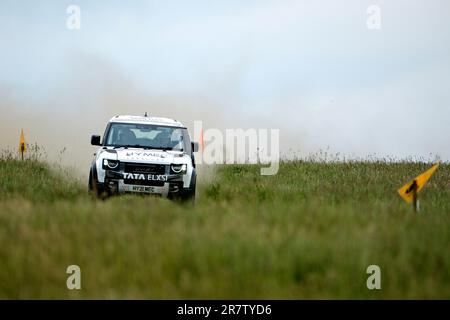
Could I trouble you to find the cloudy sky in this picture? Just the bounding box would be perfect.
[1,0,449,173]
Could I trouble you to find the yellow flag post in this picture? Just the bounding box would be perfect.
[19,129,26,161]
[397,164,439,212]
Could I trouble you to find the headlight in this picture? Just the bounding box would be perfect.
[102,159,120,170]
[171,163,187,174]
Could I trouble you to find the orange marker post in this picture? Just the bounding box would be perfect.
[19,129,26,161]
[199,128,205,153]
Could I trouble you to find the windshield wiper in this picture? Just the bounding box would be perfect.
[113,145,151,149]
[146,146,174,151]
[112,145,181,151]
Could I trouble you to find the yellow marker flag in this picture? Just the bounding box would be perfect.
[398,164,439,203]
[19,129,26,153]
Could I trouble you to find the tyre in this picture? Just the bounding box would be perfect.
[181,172,196,204]
[88,166,104,198]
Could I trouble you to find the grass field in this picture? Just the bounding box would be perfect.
[0,152,449,299]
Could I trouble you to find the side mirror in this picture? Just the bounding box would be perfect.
[91,135,101,146]
[191,142,199,152]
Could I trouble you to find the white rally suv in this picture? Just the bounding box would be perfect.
[88,115,198,202]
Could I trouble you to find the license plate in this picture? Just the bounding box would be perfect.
[131,186,157,193]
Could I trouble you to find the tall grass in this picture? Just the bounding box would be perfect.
[0,149,85,202]
[0,152,449,299]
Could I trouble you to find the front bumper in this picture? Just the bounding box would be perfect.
[103,169,187,197]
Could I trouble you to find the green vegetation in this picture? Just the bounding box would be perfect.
[0,153,449,299]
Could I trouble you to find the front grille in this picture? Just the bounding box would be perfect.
[124,163,166,175]
[124,179,165,187]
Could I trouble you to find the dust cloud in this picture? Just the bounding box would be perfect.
[0,53,301,179]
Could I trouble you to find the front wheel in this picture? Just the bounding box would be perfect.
[88,167,105,199]
[181,173,196,205]
[181,185,196,204]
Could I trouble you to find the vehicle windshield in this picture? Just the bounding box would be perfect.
[104,123,187,151]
